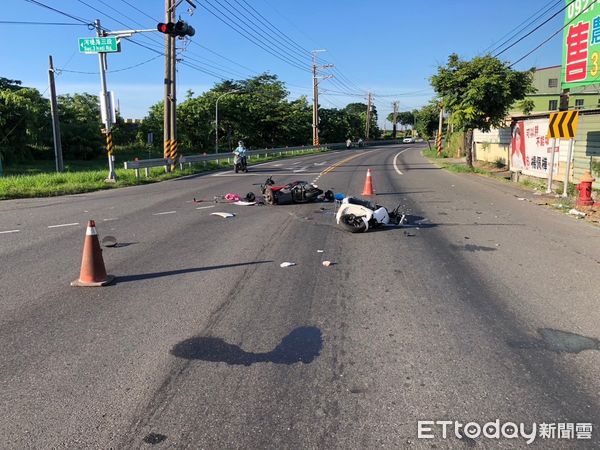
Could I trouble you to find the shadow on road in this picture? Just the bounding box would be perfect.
[115,261,273,284]
[171,326,323,365]
[508,328,600,354]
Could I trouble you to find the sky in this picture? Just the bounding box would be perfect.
[1,0,567,126]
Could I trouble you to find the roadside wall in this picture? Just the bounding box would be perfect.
[473,128,511,164]
[477,111,600,189]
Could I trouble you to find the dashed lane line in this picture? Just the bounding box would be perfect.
[48,223,80,229]
[153,211,177,216]
[0,229,20,234]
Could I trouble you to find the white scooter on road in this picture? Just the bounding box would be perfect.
[335,197,405,233]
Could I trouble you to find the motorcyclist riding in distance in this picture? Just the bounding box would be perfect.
[233,140,248,172]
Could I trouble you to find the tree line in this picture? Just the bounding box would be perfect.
[0,73,387,165]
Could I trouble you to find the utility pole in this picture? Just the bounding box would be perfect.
[436,103,444,156]
[48,55,64,173]
[311,50,333,146]
[164,0,176,169]
[366,92,372,140]
[95,19,117,182]
[392,101,399,139]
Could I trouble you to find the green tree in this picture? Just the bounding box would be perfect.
[430,53,534,166]
[58,93,103,160]
[414,101,441,140]
[0,86,50,163]
[139,101,164,149]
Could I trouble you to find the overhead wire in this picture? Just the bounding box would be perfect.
[23,0,92,25]
[483,0,562,55]
[493,1,569,58]
[510,0,599,67]
[203,0,310,71]
[0,20,88,26]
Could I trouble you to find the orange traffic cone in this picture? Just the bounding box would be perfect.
[71,220,114,287]
[361,168,374,196]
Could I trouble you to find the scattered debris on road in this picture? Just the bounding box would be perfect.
[280,262,296,268]
[211,212,236,219]
[568,208,587,218]
[322,260,333,267]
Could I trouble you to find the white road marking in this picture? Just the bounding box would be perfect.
[48,223,79,229]
[196,205,216,210]
[153,211,176,216]
[103,218,119,222]
[393,149,409,176]
[293,166,308,173]
[314,161,327,166]
[213,172,321,178]
[0,229,20,234]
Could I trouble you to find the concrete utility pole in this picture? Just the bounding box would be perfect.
[95,19,117,182]
[366,92,372,140]
[392,101,399,139]
[311,50,333,146]
[48,55,64,173]
[164,0,177,169]
[436,103,444,156]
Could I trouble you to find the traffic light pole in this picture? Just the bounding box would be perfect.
[163,0,178,169]
[95,19,117,182]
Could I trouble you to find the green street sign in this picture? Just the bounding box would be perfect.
[78,37,119,54]
[561,0,600,88]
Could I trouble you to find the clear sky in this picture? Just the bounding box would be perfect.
[1,0,566,125]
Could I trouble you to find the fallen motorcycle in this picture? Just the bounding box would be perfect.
[335,197,405,233]
[256,177,334,205]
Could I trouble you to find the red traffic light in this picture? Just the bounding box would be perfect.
[157,22,175,34]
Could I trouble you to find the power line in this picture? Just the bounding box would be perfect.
[510,0,599,67]
[203,0,310,71]
[483,0,562,55]
[57,55,163,74]
[0,20,88,26]
[233,0,311,57]
[494,1,569,58]
[23,0,92,25]
[118,0,159,23]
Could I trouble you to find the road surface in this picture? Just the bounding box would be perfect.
[0,144,598,448]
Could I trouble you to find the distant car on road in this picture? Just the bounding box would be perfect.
[402,137,415,143]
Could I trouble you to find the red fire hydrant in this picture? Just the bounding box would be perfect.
[575,171,596,207]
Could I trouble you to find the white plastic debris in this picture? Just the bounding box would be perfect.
[280,262,296,268]
[322,260,332,267]
[232,201,256,206]
[317,250,324,253]
[516,197,526,201]
[568,208,586,217]
[211,212,235,218]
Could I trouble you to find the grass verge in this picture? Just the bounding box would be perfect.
[0,148,328,200]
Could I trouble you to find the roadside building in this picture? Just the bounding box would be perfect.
[472,66,600,189]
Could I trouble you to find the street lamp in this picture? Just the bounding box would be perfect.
[215,89,240,153]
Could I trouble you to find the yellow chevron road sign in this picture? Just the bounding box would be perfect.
[547,110,579,139]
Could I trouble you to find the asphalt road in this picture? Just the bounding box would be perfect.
[0,144,598,449]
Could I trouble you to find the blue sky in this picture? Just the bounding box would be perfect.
[1,0,566,125]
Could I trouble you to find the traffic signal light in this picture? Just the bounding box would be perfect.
[157,20,195,37]
[174,20,195,37]
[157,22,175,34]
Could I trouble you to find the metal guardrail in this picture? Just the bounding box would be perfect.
[123,157,173,178]
[123,140,405,176]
